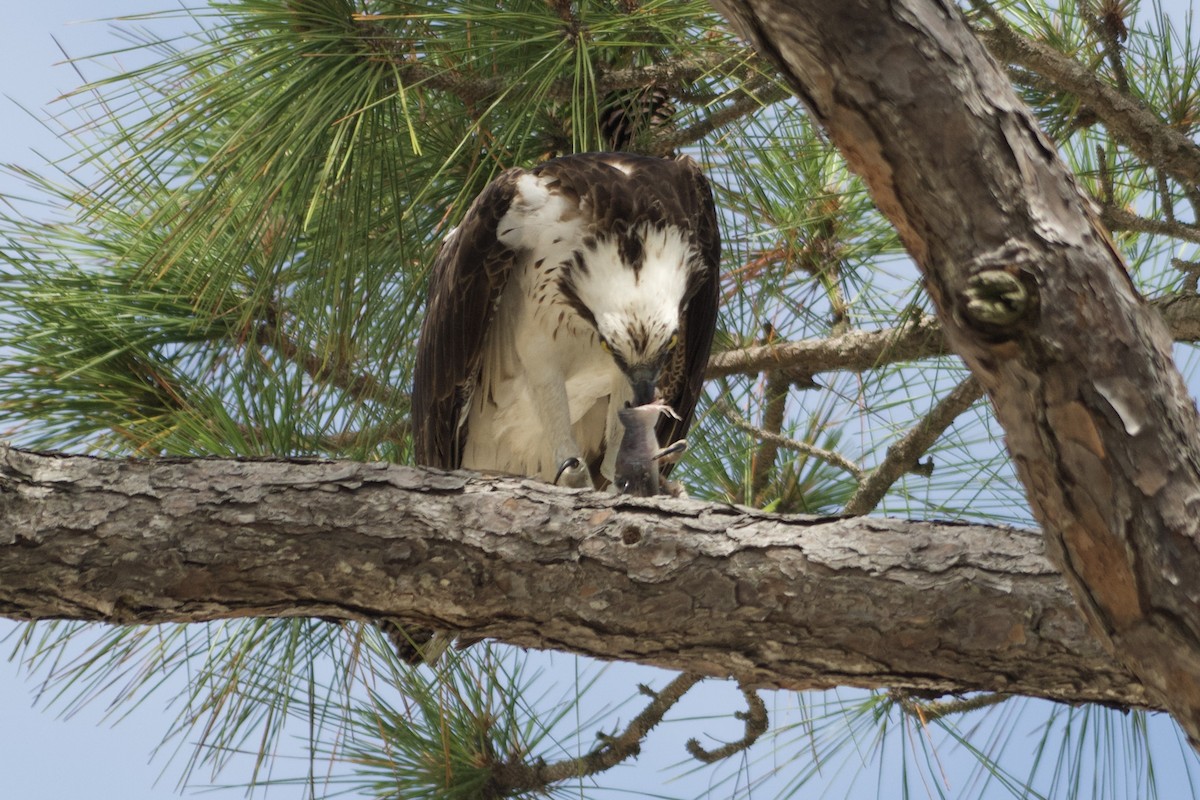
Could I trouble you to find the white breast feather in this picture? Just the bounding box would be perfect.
[462,174,620,480]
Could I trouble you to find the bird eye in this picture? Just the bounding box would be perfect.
[599,337,611,353]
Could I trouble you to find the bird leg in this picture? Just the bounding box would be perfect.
[522,363,595,489]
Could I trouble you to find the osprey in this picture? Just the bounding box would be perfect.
[412,152,720,491]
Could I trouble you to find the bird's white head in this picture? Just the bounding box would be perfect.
[562,223,698,404]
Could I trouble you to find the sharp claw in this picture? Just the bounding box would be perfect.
[553,457,579,485]
[554,457,591,488]
[653,438,688,464]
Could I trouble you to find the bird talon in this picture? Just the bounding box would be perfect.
[554,457,592,488]
[653,438,688,464]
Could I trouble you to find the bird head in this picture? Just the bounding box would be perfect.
[561,223,697,405]
[595,317,678,406]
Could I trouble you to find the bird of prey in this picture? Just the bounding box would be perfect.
[412,152,720,492]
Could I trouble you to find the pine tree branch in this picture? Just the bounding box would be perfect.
[684,680,769,763]
[1148,291,1200,340]
[972,6,1200,188]
[0,445,1152,710]
[888,688,1012,722]
[706,314,949,378]
[494,672,703,791]
[710,0,1200,746]
[718,399,865,481]
[316,423,411,452]
[1174,258,1200,293]
[1077,0,1131,94]
[1099,203,1200,244]
[651,82,792,155]
[357,8,788,159]
[708,294,1200,380]
[750,361,791,502]
[352,15,757,108]
[254,316,407,410]
[843,376,985,516]
[380,59,731,107]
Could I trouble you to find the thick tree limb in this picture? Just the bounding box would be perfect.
[0,446,1151,710]
[709,0,1200,745]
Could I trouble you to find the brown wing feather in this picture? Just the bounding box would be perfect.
[655,156,721,473]
[411,169,523,469]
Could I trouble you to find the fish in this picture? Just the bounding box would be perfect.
[614,402,688,496]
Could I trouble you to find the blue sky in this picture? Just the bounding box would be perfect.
[2,3,1200,799]
[1,9,211,798]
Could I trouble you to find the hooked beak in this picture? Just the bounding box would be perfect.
[627,366,658,406]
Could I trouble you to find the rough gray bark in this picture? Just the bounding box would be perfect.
[0,445,1152,709]
[709,0,1200,744]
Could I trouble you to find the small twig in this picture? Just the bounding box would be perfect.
[492,672,703,791]
[721,245,790,302]
[1099,203,1200,244]
[316,423,412,452]
[255,316,407,409]
[750,331,791,503]
[651,83,792,156]
[1158,171,1176,224]
[1171,259,1200,293]
[888,688,1012,722]
[843,375,984,516]
[1096,144,1114,204]
[685,680,769,764]
[1186,187,1200,222]
[706,314,948,379]
[719,399,865,482]
[1085,0,1131,94]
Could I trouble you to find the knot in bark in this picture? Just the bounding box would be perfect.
[964,269,1029,330]
[957,242,1040,341]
